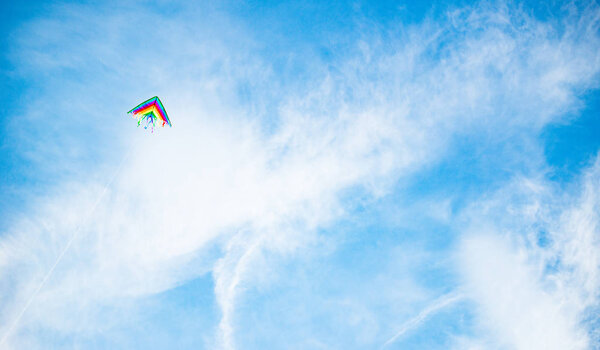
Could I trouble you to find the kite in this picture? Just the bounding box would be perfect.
[127,96,171,132]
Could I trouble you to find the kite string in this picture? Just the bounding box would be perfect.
[0,149,133,347]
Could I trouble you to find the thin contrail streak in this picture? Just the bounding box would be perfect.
[0,150,131,347]
[382,292,463,348]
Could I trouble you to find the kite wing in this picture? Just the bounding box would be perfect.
[128,96,171,131]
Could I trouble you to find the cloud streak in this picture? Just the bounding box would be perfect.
[383,292,463,347]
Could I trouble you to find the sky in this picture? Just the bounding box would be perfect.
[1,0,600,349]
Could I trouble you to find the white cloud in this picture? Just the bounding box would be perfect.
[457,157,600,349]
[460,233,588,349]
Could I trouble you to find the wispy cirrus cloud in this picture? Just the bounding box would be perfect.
[456,156,600,349]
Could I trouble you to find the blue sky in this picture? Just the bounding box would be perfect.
[1,0,600,349]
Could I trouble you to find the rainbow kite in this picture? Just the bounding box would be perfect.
[127,96,171,132]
